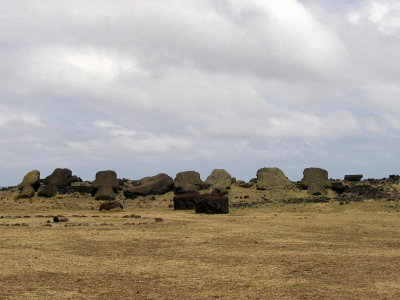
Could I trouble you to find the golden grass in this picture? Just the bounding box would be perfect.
[1,191,400,299]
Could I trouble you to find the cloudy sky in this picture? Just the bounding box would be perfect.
[1,0,400,185]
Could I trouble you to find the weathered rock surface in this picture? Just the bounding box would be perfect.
[99,200,123,211]
[331,181,346,193]
[38,184,58,198]
[38,168,79,197]
[124,173,174,199]
[205,169,232,195]
[300,167,329,195]
[93,171,119,200]
[300,168,329,188]
[17,170,40,199]
[71,181,93,194]
[44,168,73,187]
[256,167,291,190]
[308,183,325,195]
[173,192,201,210]
[344,175,363,182]
[174,171,204,193]
[235,180,254,188]
[195,194,229,214]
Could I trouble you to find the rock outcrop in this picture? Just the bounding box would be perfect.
[93,171,119,200]
[124,173,174,199]
[17,170,40,199]
[205,169,232,195]
[256,167,291,190]
[174,171,204,193]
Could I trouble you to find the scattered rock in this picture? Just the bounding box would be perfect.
[99,200,123,211]
[154,217,164,222]
[93,171,119,200]
[205,169,232,195]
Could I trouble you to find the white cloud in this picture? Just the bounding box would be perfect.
[1,0,400,185]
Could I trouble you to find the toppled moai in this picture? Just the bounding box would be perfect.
[92,170,119,200]
[17,170,40,199]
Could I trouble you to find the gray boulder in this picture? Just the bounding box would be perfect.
[205,169,232,195]
[17,170,40,199]
[256,167,291,190]
[174,171,204,193]
[93,171,119,200]
[123,173,174,199]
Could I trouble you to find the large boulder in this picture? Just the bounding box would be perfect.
[205,169,232,195]
[124,173,174,199]
[173,192,201,210]
[99,200,123,211]
[256,167,291,190]
[300,167,329,195]
[195,194,229,214]
[17,170,40,199]
[174,171,204,193]
[93,171,119,200]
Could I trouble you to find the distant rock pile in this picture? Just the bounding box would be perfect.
[10,166,400,212]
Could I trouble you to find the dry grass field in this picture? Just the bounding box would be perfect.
[1,187,400,299]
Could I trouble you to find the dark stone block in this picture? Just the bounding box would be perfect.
[195,194,229,214]
[344,175,363,181]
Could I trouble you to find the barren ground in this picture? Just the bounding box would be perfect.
[1,186,400,299]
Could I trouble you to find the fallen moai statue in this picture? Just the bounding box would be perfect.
[92,170,119,200]
[16,170,40,199]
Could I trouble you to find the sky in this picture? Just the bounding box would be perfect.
[1,0,400,186]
